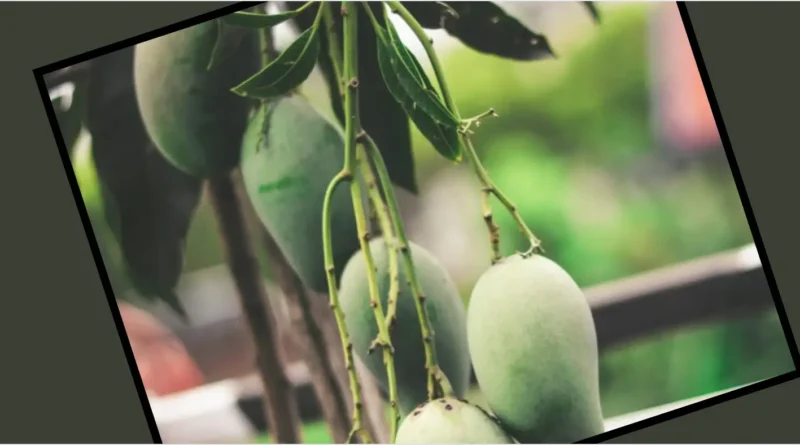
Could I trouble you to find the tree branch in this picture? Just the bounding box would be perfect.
[257,224,353,443]
[208,173,302,444]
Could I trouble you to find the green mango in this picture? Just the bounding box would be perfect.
[240,95,360,293]
[467,254,605,443]
[395,397,515,444]
[133,20,258,178]
[339,238,471,415]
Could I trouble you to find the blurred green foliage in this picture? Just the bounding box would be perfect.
[74,2,793,425]
[422,3,792,417]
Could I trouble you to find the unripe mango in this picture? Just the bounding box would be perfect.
[339,238,471,414]
[467,254,605,443]
[240,95,360,293]
[395,397,515,444]
[133,20,258,178]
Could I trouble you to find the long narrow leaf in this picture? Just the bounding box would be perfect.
[385,16,426,87]
[383,16,459,128]
[375,25,460,162]
[286,1,419,194]
[231,24,320,99]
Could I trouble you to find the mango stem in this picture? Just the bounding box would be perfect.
[342,3,400,441]
[356,144,400,334]
[361,132,454,401]
[387,1,541,258]
[322,171,371,445]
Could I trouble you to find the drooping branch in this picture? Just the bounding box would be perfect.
[207,173,302,444]
[257,222,353,443]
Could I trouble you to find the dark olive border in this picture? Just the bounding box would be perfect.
[31,3,259,443]
[24,1,800,443]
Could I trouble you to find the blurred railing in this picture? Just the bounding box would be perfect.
[151,377,751,443]
[147,243,779,443]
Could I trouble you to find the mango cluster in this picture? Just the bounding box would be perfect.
[132,23,604,444]
[238,94,606,444]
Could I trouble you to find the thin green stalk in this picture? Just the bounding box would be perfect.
[257,3,270,67]
[322,172,371,445]
[356,145,400,332]
[349,167,400,442]
[254,5,354,441]
[360,0,380,28]
[288,0,316,15]
[385,1,456,117]
[320,4,374,443]
[464,136,541,254]
[362,133,452,401]
[388,1,541,256]
[482,189,501,264]
[343,2,400,441]
[323,2,344,93]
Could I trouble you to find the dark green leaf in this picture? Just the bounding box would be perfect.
[385,15,426,85]
[375,23,461,162]
[355,3,419,193]
[53,78,88,158]
[222,9,302,28]
[583,2,600,23]
[401,1,555,61]
[398,1,455,29]
[86,46,202,317]
[286,1,419,194]
[231,23,320,99]
[383,16,459,128]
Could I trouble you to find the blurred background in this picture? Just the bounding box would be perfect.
[61,1,794,443]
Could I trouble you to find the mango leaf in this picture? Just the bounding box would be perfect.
[85,46,202,317]
[385,15,426,86]
[583,1,601,23]
[286,1,419,194]
[381,20,461,161]
[398,1,456,29]
[401,1,554,61]
[382,16,459,128]
[222,8,303,28]
[374,21,461,162]
[231,23,320,99]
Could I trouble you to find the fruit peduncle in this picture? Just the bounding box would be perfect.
[321,170,371,444]
[388,0,542,259]
[342,3,401,441]
[361,131,453,403]
[356,144,401,335]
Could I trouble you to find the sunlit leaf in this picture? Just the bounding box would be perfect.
[374,22,461,162]
[383,17,459,128]
[286,1,419,193]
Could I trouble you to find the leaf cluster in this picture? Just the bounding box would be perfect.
[47,0,598,314]
[224,0,599,186]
